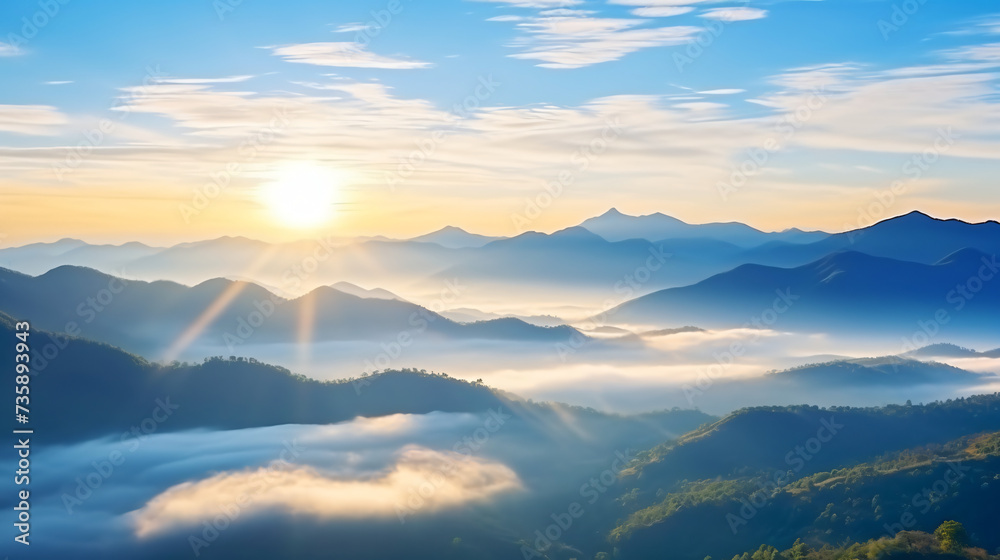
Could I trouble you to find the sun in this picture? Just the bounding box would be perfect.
[259,162,341,228]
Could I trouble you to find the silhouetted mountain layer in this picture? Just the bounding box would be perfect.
[579,208,829,247]
[742,211,1000,267]
[768,357,984,386]
[436,225,749,288]
[0,266,582,357]
[329,281,404,301]
[904,342,1000,358]
[409,225,503,248]
[1,212,995,299]
[608,249,1000,337]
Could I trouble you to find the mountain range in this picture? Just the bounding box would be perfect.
[0,208,836,294]
[0,266,582,358]
[607,247,1000,338]
[904,342,1000,358]
[0,211,993,304]
[1,210,997,351]
[579,207,829,246]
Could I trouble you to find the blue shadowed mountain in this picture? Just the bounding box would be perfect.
[606,248,1000,337]
[579,208,830,247]
[0,238,162,275]
[766,356,984,386]
[0,212,994,299]
[434,226,727,288]
[742,211,1000,267]
[329,281,405,301]
[904,342,1000,358]
[0,266,583,357]
[408,225,503,248]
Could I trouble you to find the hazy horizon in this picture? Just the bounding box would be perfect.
[0,207,951,247]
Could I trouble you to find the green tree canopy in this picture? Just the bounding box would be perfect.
[935,520,969,553]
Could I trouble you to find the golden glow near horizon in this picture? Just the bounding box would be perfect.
[0,182,994,247]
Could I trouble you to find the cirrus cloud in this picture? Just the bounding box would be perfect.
[469,0,582,6]
[699,7,768,21]
[631,7,696,17]
[505,15,700,68]
[0,104,68,135]
[269,42,432,69]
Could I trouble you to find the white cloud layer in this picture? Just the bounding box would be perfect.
[0,41,21,56]
[700,7,768,21]
[609,0,716,5]
[470,0,582,7]
[270,42,432,69]
[0,104,68,135]
[131,445,522,537]
[506,15,700,68]
[631,7,696,17]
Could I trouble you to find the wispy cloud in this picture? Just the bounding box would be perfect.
[44,80,75,86]
[332,22,370,33]
[469,0,582,7]
[630,7,696,18]
[609,0,717,6]
[270,42,432,69]
[946,42,1000,63]
[159,75,255,84]
[0,104,68,135]
[944,14,1000,36]
[0,42,22,57]
[502,15,700,68]
[700,7,768,21]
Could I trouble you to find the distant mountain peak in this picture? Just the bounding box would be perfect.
[409,225,500,249]
[330,281,402,301]
[549,226,606,241]
[889,210,936,223]
[173,235,268,250]
[435,225,469,233]
[191,277,237,290]
[39,264,114,279]
[882,210,1000,228]
[875,210,981,229]
[579,209,827,247]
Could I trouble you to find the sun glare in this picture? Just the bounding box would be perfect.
[260,163,341,228]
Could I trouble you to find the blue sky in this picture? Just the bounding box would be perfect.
[1,0,999,243]
[4,0,997,111]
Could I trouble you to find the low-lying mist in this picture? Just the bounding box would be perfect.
[179,326,999,416]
